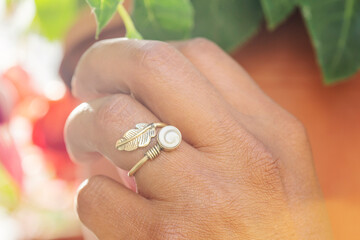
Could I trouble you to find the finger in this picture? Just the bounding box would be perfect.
[169,38,276,116]
[65,93,159,169]
[169,40,327,232]
[72,39,237,147]
[65,94,200,199]
[76,175,155,240]
[168,39,298,170]
[169,42,316,168]
[169,39,299,164]
[78,153,137,192]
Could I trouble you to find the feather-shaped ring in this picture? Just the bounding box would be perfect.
[116,123,182,176]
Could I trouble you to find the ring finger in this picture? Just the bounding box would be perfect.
[65,93,199,200]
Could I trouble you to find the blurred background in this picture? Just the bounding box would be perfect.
[1,0,360,239]
[0,0,82,239]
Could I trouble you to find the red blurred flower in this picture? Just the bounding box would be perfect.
[0,126,23,186]
[32,91,79,180]
[2,65,34,101]
[1,65,80,182]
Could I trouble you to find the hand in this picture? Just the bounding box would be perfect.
[65,38,332,239]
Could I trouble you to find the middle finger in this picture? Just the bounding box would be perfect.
[72,39,236,148]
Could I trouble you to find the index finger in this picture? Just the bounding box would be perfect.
[72,39,237,147]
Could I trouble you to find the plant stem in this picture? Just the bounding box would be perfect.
[117,3,143,39]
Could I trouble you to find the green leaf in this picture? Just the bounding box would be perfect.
[86,0,122,39]
[300,0,360,84]
[260,0,296,29]
[33,0,78,40]
[191,0,263,52]
[117,3,143,39]
[132,0,194,40]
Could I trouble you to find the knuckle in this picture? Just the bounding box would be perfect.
[282,115,309,144]
[71,80,98,102]
[86,39,115,56]
[195,112,242,151]
[70,80,82,99]
[88,39,107,51]
[71,70,90,100]
[64,103,81,135]
[183,37,219,53]
[76,175,108,218]
[289,117,307,137]
[64,102,92,152]
[139,41,179,68]
[241,141,283,193]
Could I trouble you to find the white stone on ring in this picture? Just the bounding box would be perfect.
[157,126,182,151]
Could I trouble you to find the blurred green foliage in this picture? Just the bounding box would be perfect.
[260,0,296,29]
[300,0,360,84]
[132,0,193,40]
[192,0,263,52]
[33,0,81,40]
[28,0,360,84]
[86,0,123,39]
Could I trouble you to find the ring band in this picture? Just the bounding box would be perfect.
[116,123,182,176]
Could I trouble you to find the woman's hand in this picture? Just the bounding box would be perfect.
[65,38,332,239]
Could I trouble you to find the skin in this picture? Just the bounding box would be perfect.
[65,38,333,239]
